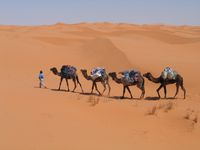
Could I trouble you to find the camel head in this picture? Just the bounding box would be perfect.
[50,67,59,75]
[80,69,87,74]
[108,72,117,80]
[80,69,93,80]
[143,72,152,79]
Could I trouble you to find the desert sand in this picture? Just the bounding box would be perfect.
[0,22,200,150]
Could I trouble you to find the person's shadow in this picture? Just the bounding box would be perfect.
[34,86,49,89]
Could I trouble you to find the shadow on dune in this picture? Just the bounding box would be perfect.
[163,97,177,100]
[109,96,138,100]
[80,92,100,96]
[49,88,101,96]
[144,97,160,101]
[71,91,85,94]
[34,86,49,89]
[36,87,177,101]
[50,89,84,94]
[51,88,68,92]
[144,96,177,100]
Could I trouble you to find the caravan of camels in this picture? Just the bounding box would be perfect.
[50,65,186,99]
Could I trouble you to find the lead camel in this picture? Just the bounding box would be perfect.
[50,66,83,93]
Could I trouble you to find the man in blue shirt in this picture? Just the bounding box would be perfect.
[39,70,47,88]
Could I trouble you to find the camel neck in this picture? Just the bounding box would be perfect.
[149,74,160,83]
[51,70,61,76]
[112,74,122,84]
[82,71,92,80]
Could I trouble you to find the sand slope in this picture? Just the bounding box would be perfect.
[0,23,200,150]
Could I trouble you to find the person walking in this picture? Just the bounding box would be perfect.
[39,70,47,88]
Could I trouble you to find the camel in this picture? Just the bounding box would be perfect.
[108,71,145,99]
[143,72,186,99]
[50,66,83,93]
[80,69,111,96]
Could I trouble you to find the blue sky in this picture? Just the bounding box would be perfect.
[0,0,199,25]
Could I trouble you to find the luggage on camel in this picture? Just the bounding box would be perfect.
[91,67,106,80]
[120,70,140,83]
[61,65,77,76]
[161,67,177,80]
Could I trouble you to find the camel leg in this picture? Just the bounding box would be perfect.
[121,86,126,99]
[94,82,102,96]
[76,76,84,93]
[126,86,133,99]
[65,78,70,91]
[140,88,145,99]
[157,84,163,98]
[173,83,179,98]
[72,78,77,92]
[180,82,186,99]
[164,85,167,99]
[107,82,111,97]
[101,81,106,96]
[91,82,95,94]
[58,78,63,90]
[137,84,145,99]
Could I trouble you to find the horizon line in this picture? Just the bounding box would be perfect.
[0,21,200,27]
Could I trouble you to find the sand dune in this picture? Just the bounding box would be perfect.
[80,37,132,71]
[0,23,200,150]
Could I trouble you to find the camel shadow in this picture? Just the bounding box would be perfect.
[109,96,138,100]
[144,96,177,100]
[51,88,84,94]
[144,96,160,101]
[35,87,82,93]
[51,88,69,92]
[80,92,100,96]
[66,90,84,94]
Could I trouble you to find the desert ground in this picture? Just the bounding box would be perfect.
[0,22,200,150]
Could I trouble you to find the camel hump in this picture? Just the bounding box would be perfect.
[121,69,140,83]
[91,67,106,80]
[161,67,177,80]
[61,65,77,75]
